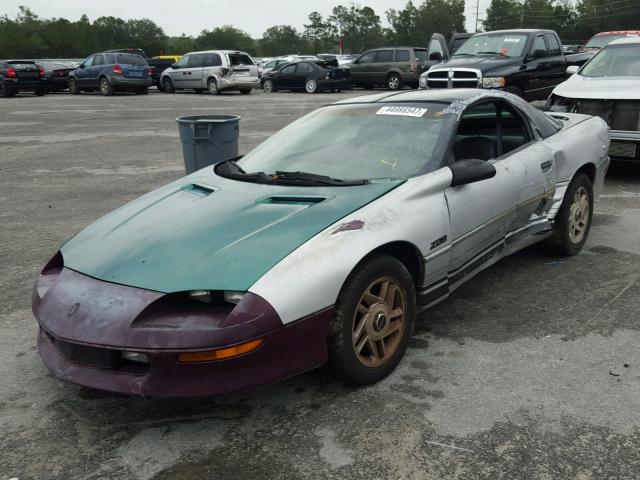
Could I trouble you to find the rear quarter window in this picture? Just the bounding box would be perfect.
[395,50,410,62]
[415,50,428,62]
[229,54,254,66]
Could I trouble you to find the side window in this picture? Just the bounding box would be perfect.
[415,49,428,62]
[428,40,445,57]
[174,55,189,68]
[358,51,376,64]
[374,50,394,63]
[204,53,222,67]
[454,102,529,161]
[280,64,296,74]
[83,56,94,68]
[105,54,116,64]
[395,50,410,62]
[544,34,561,56]
[93,55,104,66]
[265,60,277,68]
[187,54,205,68]
[296,62,314,74]
[531,36,549,58]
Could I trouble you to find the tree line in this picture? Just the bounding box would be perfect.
[1,0,639,59]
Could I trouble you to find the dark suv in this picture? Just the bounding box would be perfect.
[348,47,428,90]
[68,52,152,96]
[0,60,48,97]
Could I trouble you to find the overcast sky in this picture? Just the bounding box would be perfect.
[3,0,490,37]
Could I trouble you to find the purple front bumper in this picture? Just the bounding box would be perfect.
[33,267,332,397]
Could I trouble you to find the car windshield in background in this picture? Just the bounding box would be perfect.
[233,103,448,181]
[454,33,528,57]
[229,54,254,66]
[584,34,637,49]
[116,53,146,65]
[580,44,640,77]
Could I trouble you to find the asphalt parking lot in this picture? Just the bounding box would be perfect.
[1,88,640,479]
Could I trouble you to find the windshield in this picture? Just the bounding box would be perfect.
[580,44,640,77]
[454,33,528,57]
[232,103,448,182]
[584,34,637,49]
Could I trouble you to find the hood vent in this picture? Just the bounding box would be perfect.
[182,183,216,197]
[258,195,327,205]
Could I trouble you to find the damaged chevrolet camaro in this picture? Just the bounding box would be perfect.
[548,37,640,163]
[33,89,610,397]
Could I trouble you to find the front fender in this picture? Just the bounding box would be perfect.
[249,168,453,324]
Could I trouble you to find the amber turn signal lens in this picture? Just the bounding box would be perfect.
[177,338,264,363]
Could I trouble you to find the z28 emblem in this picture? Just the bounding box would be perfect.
[430,235,447,250]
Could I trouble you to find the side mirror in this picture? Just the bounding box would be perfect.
[429,51,443,62]
[530,49,548,60]
[566,65,579,75]
[449,159,497,187]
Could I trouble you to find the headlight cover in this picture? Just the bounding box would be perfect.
[482,77,505,89]
[419,76,427,88]
[187,290,245,305]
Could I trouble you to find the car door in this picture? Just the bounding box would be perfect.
[86,54,105,88]
[543,33,568,90]
[75,55,94,88]
[275,63,297,89]
[184,53,205,88]
[524,34,555,100]
[444,100,553,276]
[169,54,189,89]
[350,50,376,86]
[372,49,393,83]
[294,62,315,89]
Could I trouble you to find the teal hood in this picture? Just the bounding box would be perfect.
[61,171,403,292]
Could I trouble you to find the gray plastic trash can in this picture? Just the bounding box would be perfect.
[176,115,240,174]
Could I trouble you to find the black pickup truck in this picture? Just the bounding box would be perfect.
[419,29,593,101]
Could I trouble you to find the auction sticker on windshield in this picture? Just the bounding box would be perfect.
[504,37,522,43]
[377,106,428,117]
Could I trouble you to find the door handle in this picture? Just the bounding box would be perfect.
[540,160,553,172]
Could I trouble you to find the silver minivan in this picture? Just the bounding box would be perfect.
[160,50,259,95]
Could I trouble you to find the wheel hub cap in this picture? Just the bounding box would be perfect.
[568,186,590,244]
[352,276,406,368]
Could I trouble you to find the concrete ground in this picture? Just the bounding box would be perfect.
[1,88,639,480]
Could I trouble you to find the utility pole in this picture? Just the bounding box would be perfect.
[520,0,527,28]
[475,0,480,32]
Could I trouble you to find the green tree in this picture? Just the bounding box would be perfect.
[303,12,336,54]
[328,5,385,53]
[168,34,195,55]
[260,25,303,56]
[193,25,256,54]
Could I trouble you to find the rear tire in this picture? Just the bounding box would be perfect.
[68,77,80,95]
[0,81,16,98]
[99,77,113,96]
[305,79,318,94]
[328,255,416,385]
[207,77,219,95]
[386,73,402,91]
[544,173,593,256]
[162,77,175,93]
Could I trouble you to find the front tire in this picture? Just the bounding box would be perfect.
[162,77,175,93]
[545,173,593,256]
[328,255,416,385]
[305,79,318,94]
[68,77,80,95]
[207,77,219,95]
[99,77,113,96]
[263,79,275,93]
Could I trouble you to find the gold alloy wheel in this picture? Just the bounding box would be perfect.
[352,276,406,368]
[568,185,590,244]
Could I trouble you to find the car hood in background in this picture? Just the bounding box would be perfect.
[61,171,403,293]
[425,56,515,75]
[553,74,640,100]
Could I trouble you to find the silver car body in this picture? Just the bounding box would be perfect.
[550,37,640,162]
[249,89,610,323]
[161,50,259,92]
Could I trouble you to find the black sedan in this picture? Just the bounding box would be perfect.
[41,61,75,93]
[261,60,351,94]
[0,60,48,97]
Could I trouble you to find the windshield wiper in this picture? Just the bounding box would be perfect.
[274,171,368,186]
[477,51,510,58]
[452,53,475,57]
[216,159,273,183]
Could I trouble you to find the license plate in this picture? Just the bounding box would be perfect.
[129,71,143,77]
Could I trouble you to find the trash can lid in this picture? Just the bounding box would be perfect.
[176,115,241,124]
